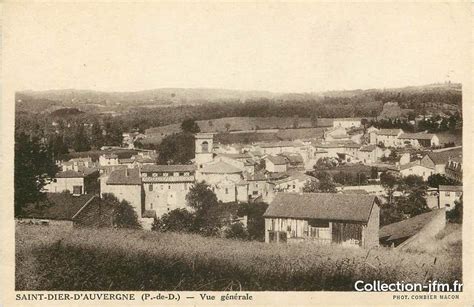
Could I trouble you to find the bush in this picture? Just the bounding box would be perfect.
[152,208,194,232]
[102,193,141,229]
[224,222,248,240]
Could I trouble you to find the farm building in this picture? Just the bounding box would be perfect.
[263,193,380,248]
[379,208,446,249]
[398,133,440,148]
[17,193,114,228]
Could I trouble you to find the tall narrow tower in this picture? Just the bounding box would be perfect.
[195,133,214,167]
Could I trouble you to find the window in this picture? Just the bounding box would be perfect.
[150,203,153,209]
[149,184,153,191]
[201,141,209,152]
[455,192,461,197]
[73,185,82,195]
[445,191,451,196]
[168,185,171,190]
[256,183,259,188]
[225,188,229,194]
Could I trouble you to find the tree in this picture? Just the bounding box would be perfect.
[158,132,195,164]
[73,124,91,152]
[397,175,430,217]
[181,118,201,133]
[186,181,221,235]
[427,174,457,188]
[14,132,58,216]
[303,172,336,193]
[102,193,141,229]
[225,222,249,240]
[152,208,194,232]
[237,202,268,241]
[447,197,462,223]
[380,172,398,204]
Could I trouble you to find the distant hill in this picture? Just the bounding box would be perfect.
[16,82,461,117]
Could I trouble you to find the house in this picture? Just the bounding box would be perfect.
[438,185,462,211]
[254,141,305,156]
[141,165,196,216]
[101,168,143,217]
[371,129,403,147]
[357,144,383,164]
[268,171,317,194]
[263,193,379,248]
[244,171,268,201]
[420,147,462,175]
[215,153,256,174]
[445,155,462,183]
[399,161,434,181]
[333,118,362,129]
[99,153,119,166]
[43,168,100,195]
[379,208,446,249]
[265,155,288,173]
[61,157,94,172]
[398,133,440,148]
[196,161,247,203]
[279,152,305,170]
[17,193,106,228]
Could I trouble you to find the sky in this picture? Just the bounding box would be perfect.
[3,2,471,93]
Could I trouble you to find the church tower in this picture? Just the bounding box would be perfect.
[195,133,214,167]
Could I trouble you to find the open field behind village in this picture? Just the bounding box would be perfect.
[16,224,461,291]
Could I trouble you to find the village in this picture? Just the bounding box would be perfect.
[19,112,463,250]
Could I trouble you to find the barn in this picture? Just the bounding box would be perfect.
[263,193,380,248]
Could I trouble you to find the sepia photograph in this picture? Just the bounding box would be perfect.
[1,1,470,302]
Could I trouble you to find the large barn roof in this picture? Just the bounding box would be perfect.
[263,193,377,223]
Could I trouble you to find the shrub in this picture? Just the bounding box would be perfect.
[152,208,194,232]
[224,222,248,240]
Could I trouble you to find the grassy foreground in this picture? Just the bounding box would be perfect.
[16,224,461,291]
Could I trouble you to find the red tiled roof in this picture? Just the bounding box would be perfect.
[263,192,377,223]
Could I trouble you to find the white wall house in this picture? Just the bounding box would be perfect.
[399,161,434,181]
[438,185,462,211]
[265,155,288,173]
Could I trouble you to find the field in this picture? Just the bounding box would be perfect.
[16,224,461,291]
